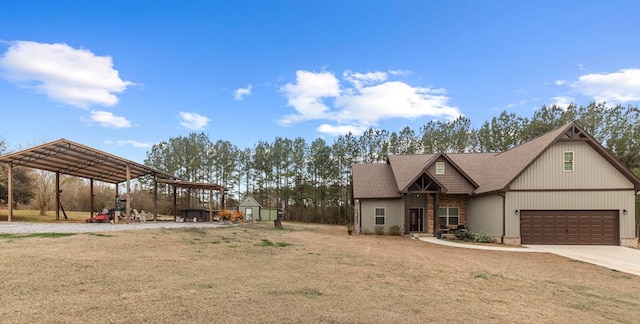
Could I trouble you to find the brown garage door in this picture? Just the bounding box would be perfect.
[520,210,619,245]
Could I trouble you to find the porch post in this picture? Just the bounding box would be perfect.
[433,192,440,234]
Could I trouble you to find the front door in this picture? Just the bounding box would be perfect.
[409,208,424,232]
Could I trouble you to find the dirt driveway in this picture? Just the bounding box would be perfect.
[525,245,640,276]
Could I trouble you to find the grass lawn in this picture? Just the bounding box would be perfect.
[0,209,90,222]
[0,222,639,323]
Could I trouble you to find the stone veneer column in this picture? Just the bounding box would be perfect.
[620,238,639,249]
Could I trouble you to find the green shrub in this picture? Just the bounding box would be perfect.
[374,226,385,235]
[388,225,401,236]
[453,230,474,241]
[473,231,494,243]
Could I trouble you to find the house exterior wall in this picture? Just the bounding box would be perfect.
[505,191,636,238]
[510,141,634,190]
[354,200,361,233]
[506,141,636,244]
[467,194,503,238]
[359,198,404,234]
[427,156,476,194]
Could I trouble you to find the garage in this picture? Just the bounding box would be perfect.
[520,210,619,245]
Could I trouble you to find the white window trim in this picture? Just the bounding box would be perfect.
[563,151,574,172]
[435,162,445,175]
[374,207,386,226]
[438,207,460,226]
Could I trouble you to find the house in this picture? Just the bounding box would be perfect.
[237,194,280,221]
[352,122,640,247]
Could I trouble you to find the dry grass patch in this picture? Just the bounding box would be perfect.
[0,222,639,323]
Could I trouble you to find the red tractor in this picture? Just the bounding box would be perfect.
[86,209,114,223]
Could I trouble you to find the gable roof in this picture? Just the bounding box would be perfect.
[387,154,436,191]
[352,163,401,199]
[0,138,181,184]
[238,194,264,208]
[353,121,640,198]
[463,123,571,194]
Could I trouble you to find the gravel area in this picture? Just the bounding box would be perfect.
[0,221,229,234]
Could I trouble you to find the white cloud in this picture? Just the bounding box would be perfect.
[343,70,388,89]
[0,41,133,108]
[572,68,640,103]
[104,139,153,148]
[87,110,131,128]
[317,124,368,136]
[234,84,252,101]
[179,111,210,130]
[551,96,575,110]
[554,80,566,86]
[280,70,460,135]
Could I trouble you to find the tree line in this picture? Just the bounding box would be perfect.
[143,102,640,224]
[1,102,639,223]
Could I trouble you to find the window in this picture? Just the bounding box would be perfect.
[439,207,459,227]
[375,208,385,225]
[435,162,445,175]
[563,151,574,171]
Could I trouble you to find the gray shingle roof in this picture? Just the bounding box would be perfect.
[352,121,640,198]
[352,163,401,199]
[387,154,436,191]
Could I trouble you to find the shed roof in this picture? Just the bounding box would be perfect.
[0,138,181,184]
[157,179,228,191]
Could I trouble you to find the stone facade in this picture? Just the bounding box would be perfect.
[424,194,468,234]
[503,237,521,246]
[620,237,639,249]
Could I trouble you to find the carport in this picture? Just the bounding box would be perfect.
[0,138,182,222]
[156,179,228,222]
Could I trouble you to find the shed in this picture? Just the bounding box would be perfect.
[238,194,280,221]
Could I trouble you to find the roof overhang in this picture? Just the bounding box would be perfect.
[156,179,228,191]
[0,139,181,184]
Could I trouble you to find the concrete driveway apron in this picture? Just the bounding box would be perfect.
[523,245,640,277]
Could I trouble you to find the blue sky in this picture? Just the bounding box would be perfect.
[1,0,639,163]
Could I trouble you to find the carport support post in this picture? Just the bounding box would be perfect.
[153,175,158,221]
[90,179,94,217]
[7,162,13,222]
[55,172,60,221]
[114,183,119,223]
[220,190,225,210]
[126,164,131,219]
[209,188,213,222]
[172,185,177,221]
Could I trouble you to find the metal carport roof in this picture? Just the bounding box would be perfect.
[0,138,182,183]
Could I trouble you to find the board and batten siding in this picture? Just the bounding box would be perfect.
[359,199,404,234]
[510,141,634,190]
[467,194,503,237]
[505,191,636,238]
[427,156,475,194]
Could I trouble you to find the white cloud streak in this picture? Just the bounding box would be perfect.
[572,68,640,103]
[551,96,575,110]
[280,70,460,135]
[179,111,210,130]
[234,84,252,101]
[104,139,153,148]
[0,41,133,108]
[87,110,131,128]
